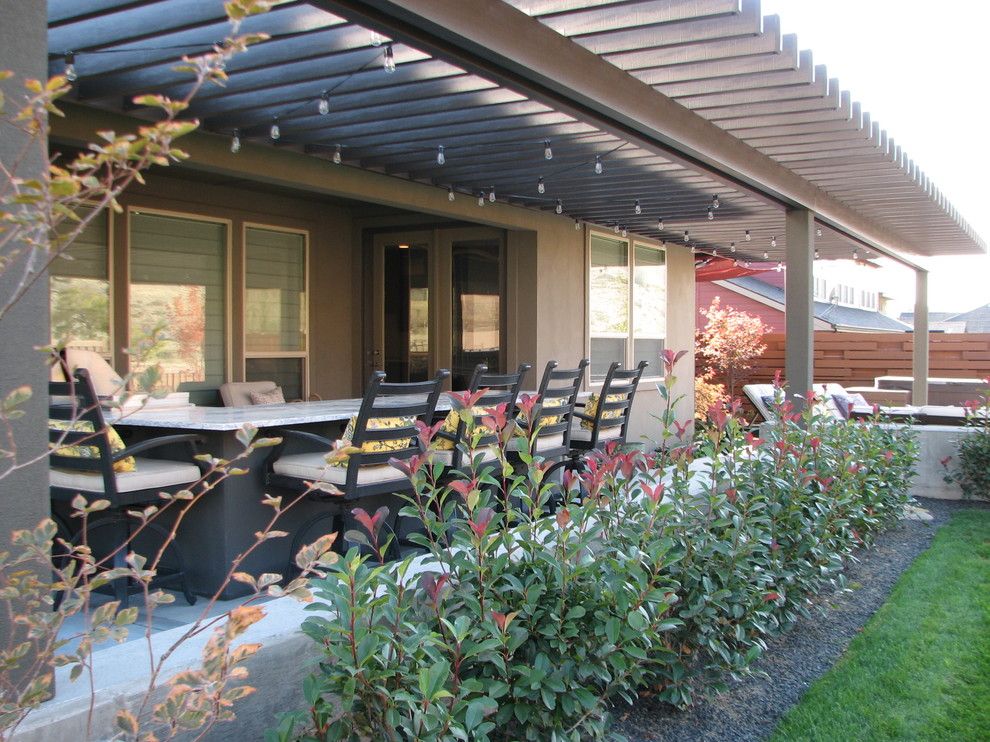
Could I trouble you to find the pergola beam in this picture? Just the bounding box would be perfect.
[316,0,924,265]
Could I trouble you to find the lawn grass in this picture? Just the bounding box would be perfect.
[771,509,990,742]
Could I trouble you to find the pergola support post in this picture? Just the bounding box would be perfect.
[785,208,815,409]
[913,270,929,405]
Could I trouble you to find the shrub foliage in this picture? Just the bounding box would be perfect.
[272,382,917,742]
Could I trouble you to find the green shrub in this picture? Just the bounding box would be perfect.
[272,379,918,741]
[943,381,990,499]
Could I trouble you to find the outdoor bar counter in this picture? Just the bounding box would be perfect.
[107,397,452,599]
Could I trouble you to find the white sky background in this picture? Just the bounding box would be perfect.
[761,0,990,316]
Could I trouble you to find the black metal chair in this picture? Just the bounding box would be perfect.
[569,360,649,455]
[510,359,589,462]
[49,368,204,607]
[268,369,449,562]
[432,363,531,471]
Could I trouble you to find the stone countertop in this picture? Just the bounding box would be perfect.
[107,396,453,431]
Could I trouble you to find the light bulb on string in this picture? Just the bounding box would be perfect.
[574,219,581,230]
[657,217,664,231]
[230,129,241,154]
[613,224,620,234]
[370,31,383,47]
[537,176,545,194]
[64,52,77,82]
[436,145,445,166]
[689,244,696,254]
[448,187,455,202]
[489,188,496,203]
[770,235,777,248]
[478,193,485,207]
[269,116,280,141]
[745,229,751,242]
[383,44,396,74]
[594,155,603,175]
[634,199,642,215]
[776,261,783,272]
[814,249,820,259]
[712,248,718,256]
[683,230,690,243]
[712,194,720,209]
[621,227,628,237]
[544,139,553,160]
[733,259,739,267]
[332,144,342,164]
[730,242,736,252]
[707,206,714,221]
[318,91,330,116]
[555,199,563,215]
[816,227,823,237]
[853,249,859,260]
[763,250,769,260]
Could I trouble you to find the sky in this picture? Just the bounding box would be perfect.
[760,0,990,316]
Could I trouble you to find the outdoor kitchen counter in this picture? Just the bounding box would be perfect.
[107,397,453,599]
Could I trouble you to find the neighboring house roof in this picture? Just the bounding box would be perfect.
[717,276,912,332]
[900,304,990,333]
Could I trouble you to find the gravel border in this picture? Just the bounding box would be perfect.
[613,497,990,742]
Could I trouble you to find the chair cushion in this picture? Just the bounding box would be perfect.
[508,433,565,453]
[249,386,285,405]
[50,457,200,493]
[50,420,136,473]
[581,392,625,430]
[331,415,416,465]
[431,406,488,451]
[569,422,622,443]
[272,452,409,485]
[518,397,566,427]
[429,445,499,467]
[220,381,278,407]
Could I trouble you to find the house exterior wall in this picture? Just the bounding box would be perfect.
[696,280,787,333]
[50,103,697,437]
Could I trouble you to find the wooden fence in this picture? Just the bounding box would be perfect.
[707,332,990,394]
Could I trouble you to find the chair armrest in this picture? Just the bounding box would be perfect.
[275,428,337,449]
[572,411,595,424]
[116,433,203,460]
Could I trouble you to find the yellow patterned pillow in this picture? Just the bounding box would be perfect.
[330,415,416,465]
[49,420,136,473]
[581,392,626,430]
[431,407,489,450]
[518,397,566,428]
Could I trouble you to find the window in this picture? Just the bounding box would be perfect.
[129,212,228,395]
[244,226,308,400]
[589,234,665,381]
[50,207,111,357]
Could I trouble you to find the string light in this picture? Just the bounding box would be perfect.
[64,52,77,82]
[634,199,642,215]
[332,144,342,164]
[436,145,445,166]
[478,193,485,206]
[763,250,769,259]
[574,219,581,230]
[733,259,739,267]
[745,261,752,268]
[269,116,280,141]
[230,129,241,154]
[730,241,736,252]
[683,230,690,243]
[770,235,777,248]
[383,44,396,74]
[712,194,720,209]
[448,187,455,202]
[318,91,330,116]
[689,244,696,254]
[657,217,664,231]
[745,229,752,242]
[621,227,628,237]
[613,224,621,234]
[544,139,553,160]
[370,31,383,47]
[555,199,563,215]
[853,249,859,260]
[537,176,545,194]
[707,206,714,221]
[712,248,718,256]
[776,261,783,272]
[816,227,823,237]
[489,188,496,203]
[594,155,603,175]
[814,248,820,259]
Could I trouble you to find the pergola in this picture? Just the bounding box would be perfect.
[46,0,986,405]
